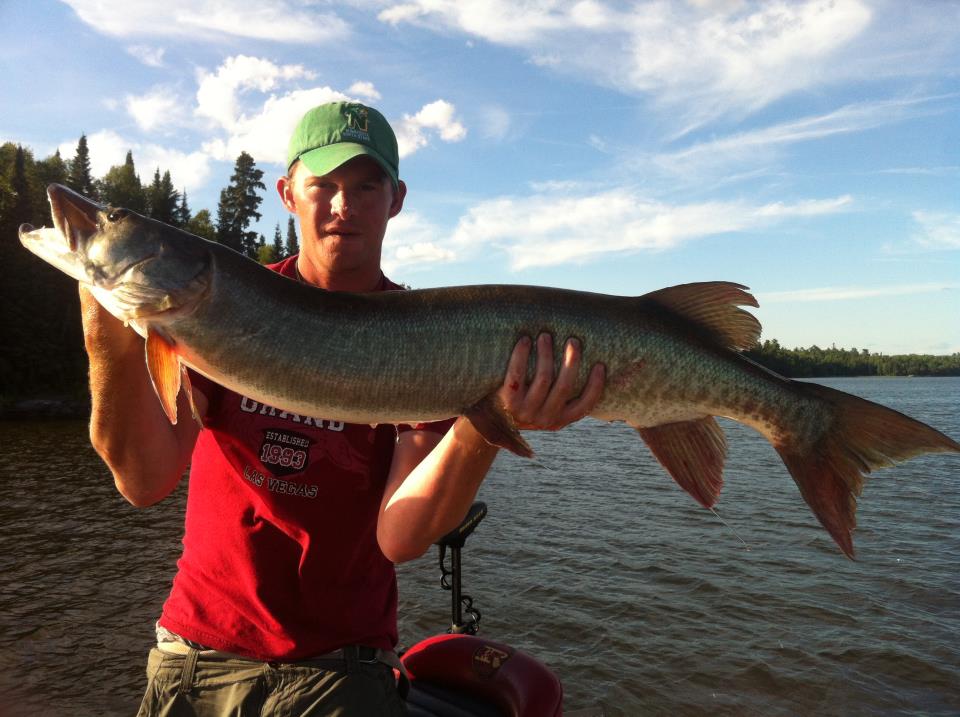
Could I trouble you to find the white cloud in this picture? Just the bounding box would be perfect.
[125,86,183,133]
[395,100,467,158]
[527,179,587,193]
[375,186,852,273]
[653,95,951,177]
[377,0,958,129]
[624,0,874,126]
[378,1,588,45]
[191,58,461,169]
[58,130,129,179]
[61,0,350,43]
[201,86,352,166]
[449,188,852,270]
[57,130,212,194]
[126,45,166,67]
[755,196,853,218]
[479,105,511,141]
[137,146,214,194]
[195,55,315,130]
[912,211,960,249]
[758,283,959,303]
[878,166,960,177]
[348,81,382,101]
[383,211,457,273]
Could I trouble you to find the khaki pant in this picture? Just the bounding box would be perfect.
[136,647,407,716]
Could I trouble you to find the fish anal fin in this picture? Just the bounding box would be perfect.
[145,328,182,425]
[464,395,534,458]
[642,282,760,351]
[637,416,727,508]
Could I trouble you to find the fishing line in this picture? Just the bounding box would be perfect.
[531,457,557,472]
[708,506,751,550]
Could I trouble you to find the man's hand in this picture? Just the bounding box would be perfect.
[379,332,605,562]
[497,333,605,431]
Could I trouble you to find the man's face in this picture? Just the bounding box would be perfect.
[279,155,405,277]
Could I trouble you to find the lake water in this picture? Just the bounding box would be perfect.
[1,377,958,716]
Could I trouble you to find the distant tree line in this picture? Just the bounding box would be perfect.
[0,136,299,402]
[745,339,960,377]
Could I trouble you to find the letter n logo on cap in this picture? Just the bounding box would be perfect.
[346,107,369,133]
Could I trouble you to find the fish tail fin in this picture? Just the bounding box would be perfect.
[775,382,960,558]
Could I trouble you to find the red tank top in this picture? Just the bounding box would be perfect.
[159,255,450,660]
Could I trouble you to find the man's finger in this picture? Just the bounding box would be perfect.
[537,338,582,422]
[500,335,532,407]
[556,361,606,427]
[522,333,554,414]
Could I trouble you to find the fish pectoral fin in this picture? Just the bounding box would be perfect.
[179,365,204,427]
[145,328,182,425]
[464,395,534,458]
[636,416,727,508]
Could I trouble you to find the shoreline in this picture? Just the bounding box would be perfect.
[0,397,91,420]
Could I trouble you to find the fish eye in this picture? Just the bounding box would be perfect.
[107,208,129,222]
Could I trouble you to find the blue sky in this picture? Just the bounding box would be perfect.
[2,0,958,354]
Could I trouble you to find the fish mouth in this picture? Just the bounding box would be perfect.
[84,254,158,289]
[19,219,156,288]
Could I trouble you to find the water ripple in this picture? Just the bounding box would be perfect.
[1,377,958,715]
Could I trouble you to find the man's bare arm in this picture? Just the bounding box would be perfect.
[377,334,605,563]
[80,287,204,506]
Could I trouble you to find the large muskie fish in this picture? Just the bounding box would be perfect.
[20,184,959,557]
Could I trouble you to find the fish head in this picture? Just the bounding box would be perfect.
[19,183,211,325]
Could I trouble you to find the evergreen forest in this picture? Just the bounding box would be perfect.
[1,137,298,406]
[1,137,957,412]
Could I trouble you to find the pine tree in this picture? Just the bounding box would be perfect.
[272,223,284,261]
[186,209,216,242]
[0,144,85,396]
[36,149,69,191]
[66,134,97,199]
[285,216,299,257]
[215,187,239,252]
[173,190,191,228]
[215,152,265,258]
[0,144,40,250]
[146,168,179,224]
[10,145,36,226]
[98,150,146,212]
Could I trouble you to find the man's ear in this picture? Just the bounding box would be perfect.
[388,180,407,219]
[277,175,295,212]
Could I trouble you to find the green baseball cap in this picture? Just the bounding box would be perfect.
[286,102,399,187]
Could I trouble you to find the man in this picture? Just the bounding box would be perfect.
[81,101,605,715]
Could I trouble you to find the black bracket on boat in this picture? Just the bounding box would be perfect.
[436,501,487,635]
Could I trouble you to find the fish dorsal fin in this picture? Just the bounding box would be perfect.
[642,282,760,351]
[145,328,182,425]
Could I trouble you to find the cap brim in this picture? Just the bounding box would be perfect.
[295,143,399,187]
